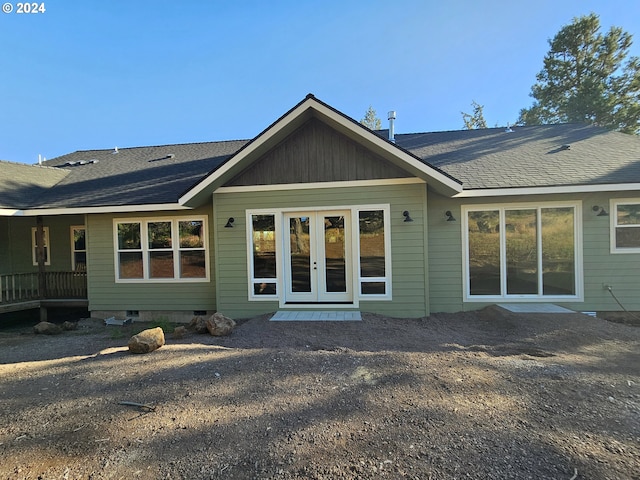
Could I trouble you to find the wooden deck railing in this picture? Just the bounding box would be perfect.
[0,272,88,305]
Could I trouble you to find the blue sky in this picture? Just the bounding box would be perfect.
[1,0,639,164]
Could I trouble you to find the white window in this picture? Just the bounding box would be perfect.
[357,208,391,298]
[611,199,640,253]
[31,226,50,266]
[463,202,582,301]
[248,213,279,299]
[114,217,208,281]
[71,226,86,271]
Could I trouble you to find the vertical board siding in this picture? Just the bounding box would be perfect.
[86,206,216,312]
[214,183,429,318]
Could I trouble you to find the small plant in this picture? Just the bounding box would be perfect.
[149,316,176,333]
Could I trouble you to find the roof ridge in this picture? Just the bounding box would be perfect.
[0,159,68,170]
[66,138,251,155]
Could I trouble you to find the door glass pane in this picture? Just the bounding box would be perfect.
[324,215,346,293]
[541,207,575,295]
[505,209,538,294]
[468,211,500,295]
[359,210,385,277]
[289,217,311,293]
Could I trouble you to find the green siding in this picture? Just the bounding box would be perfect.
[214,183,429,318]
[428,191,640,313]
[1,215,85,274]
[86,206,216,312]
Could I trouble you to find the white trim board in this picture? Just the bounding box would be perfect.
[270,311,362,321]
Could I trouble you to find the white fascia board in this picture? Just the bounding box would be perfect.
[455,183,640,198]
[0,208,23,216]
[180,97,462,205]
[20,203,190,216]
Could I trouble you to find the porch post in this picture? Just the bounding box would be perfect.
[36,216,47,322]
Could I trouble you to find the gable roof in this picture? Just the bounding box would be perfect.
[2,95,640,215]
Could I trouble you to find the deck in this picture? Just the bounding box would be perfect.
[0,272,88,315]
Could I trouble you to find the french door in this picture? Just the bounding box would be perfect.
[283,210,352,303]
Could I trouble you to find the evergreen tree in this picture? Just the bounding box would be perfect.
[518,13,640,134]
[360,105,382,130]
[461,101,488,129]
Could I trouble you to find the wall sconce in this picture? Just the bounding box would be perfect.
[445,210,456,222]
[402,211,413,222]
[224,217,235,228]
[592,206,609,216]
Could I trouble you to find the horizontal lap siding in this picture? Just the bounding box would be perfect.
[428,191,640,313]
[86,206,216,312]
[214,183,429,318]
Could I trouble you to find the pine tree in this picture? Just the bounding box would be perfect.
[360,105,382,130]
[461,101,488,129]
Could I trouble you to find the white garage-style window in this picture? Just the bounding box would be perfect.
[463,202,582,301]
[114,217,208,281]
[611,199,640,253]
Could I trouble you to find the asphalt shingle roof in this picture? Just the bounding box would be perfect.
[3,122,640,210]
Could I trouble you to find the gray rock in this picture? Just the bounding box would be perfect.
[205,313,236,336]
[33,321,62,335]
[188,316,208,334]
[173,326,187,338]
[62,321,78,331]
[128,327,165,354]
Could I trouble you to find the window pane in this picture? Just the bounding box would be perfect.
[119,252,143,278]
[254,282,277,295]
[118,223,141,250]
[542,208,575,295]
[74,252,87,271]
[149,251,174,278]
[617,204,640,225]
[179,220,204,248]
[359,210,385,278]
[73,228,86,251]
[361,282,386,295]
[616,227,640,248]
[505,209,538,294]
[468,211,500,295]
[180,251,206,278]
[148,222,172,249]
[252,215,276,278]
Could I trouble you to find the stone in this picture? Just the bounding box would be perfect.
[62,321,78,331]
[205,313,236,337]
[33,321,62,335]
[173,326,187,338]
[188,316,208,334]
[128,327,165,354]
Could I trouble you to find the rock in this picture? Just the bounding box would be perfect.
[173,326,187,338]
[188,316,208,334]
[62,321,78,331]
[205,313,236,336]
[33,321,62,335]
[128,327,165,354]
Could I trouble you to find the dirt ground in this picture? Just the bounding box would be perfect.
[0,307,638,480]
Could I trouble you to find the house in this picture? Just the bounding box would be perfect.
[1,94,639,321]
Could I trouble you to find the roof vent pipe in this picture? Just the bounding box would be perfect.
[388,111,396,143]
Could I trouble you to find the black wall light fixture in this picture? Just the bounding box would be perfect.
[445,210,456,222]
[402,211,413,222]
[225,217,235,228]
[592,206,609,216]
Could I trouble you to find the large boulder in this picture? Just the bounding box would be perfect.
[128,327,165,354]
[205,313,236,336]
[33,321,62,335]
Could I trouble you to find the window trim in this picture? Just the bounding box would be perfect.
[70,225,87,271]
[113,216,209,283]
[462,201,583,302]
[610,198,640,254]
[31,226,50,266]
[244,204,392,304]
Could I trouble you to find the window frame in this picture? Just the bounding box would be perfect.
[462,201,583,302]
[113,216,209,283]
[31,226,50,266]
[246,211,281,301]
[610,198,640,253]
[70,225,87,271]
